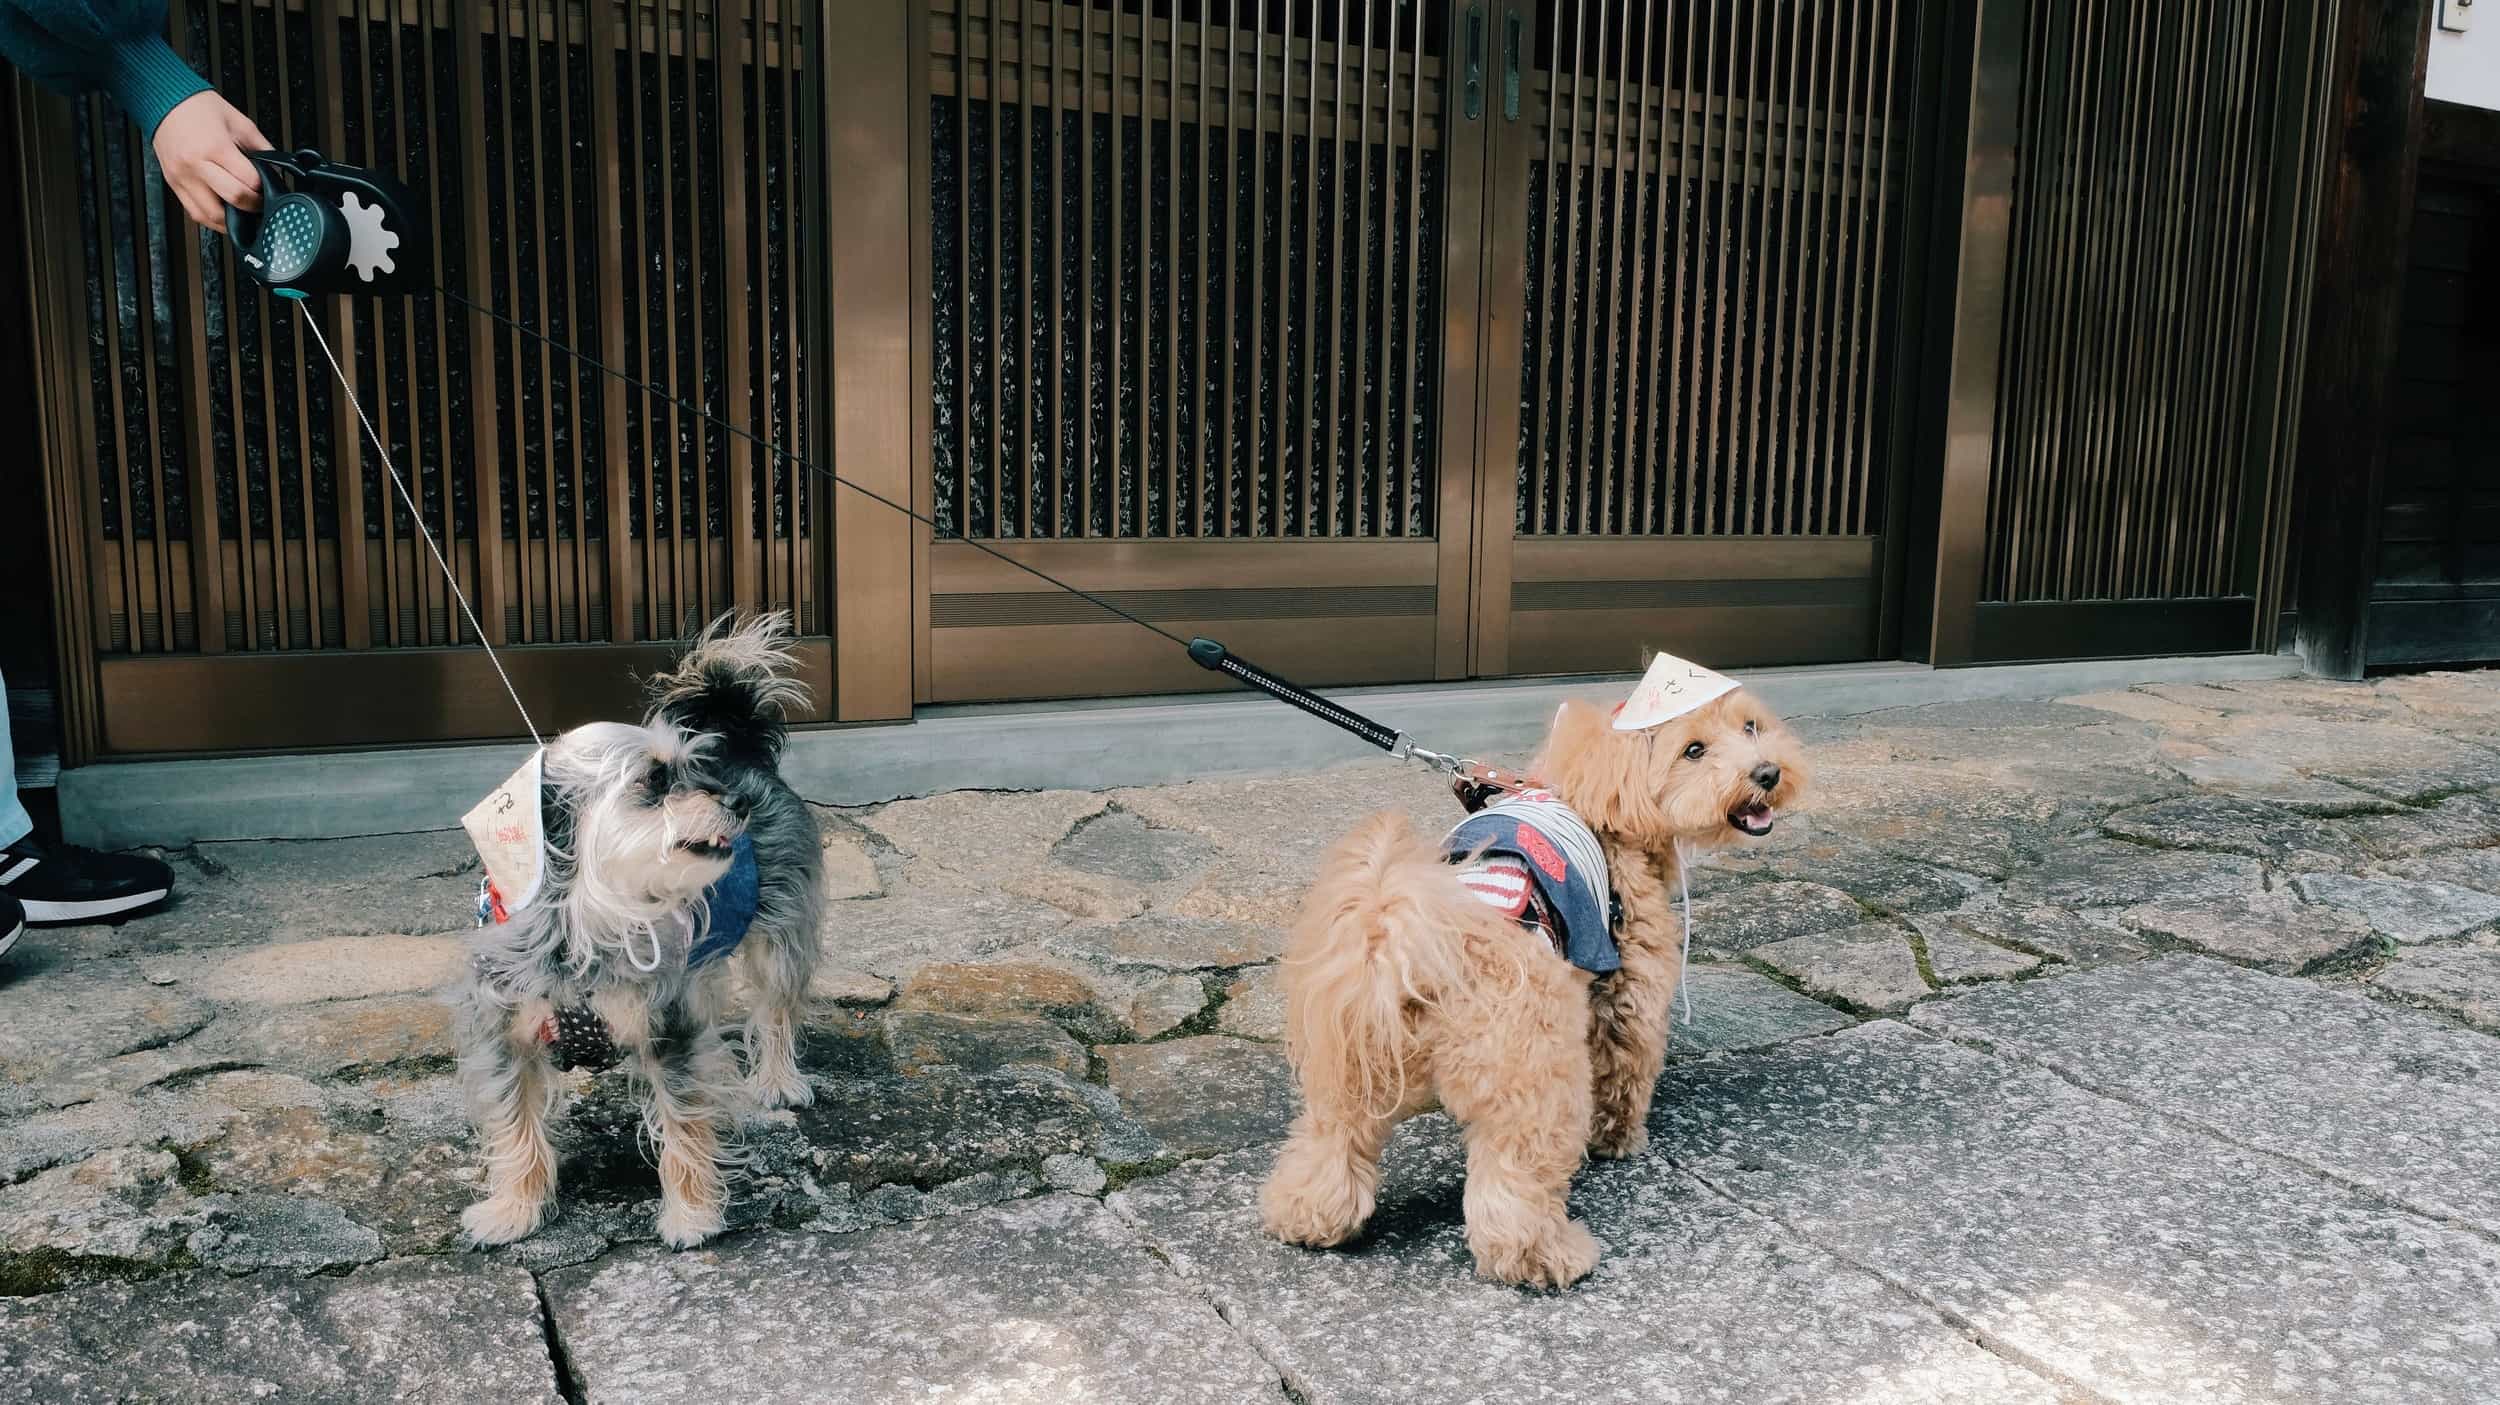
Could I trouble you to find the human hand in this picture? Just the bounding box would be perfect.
[152,90,272,230]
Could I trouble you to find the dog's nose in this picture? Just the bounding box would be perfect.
[1750,762,1782,791]
[723,792,750,818]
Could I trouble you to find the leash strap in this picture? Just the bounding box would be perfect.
[1185,638,1401,753]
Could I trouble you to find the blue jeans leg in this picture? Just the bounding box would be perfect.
[0,669,33,849]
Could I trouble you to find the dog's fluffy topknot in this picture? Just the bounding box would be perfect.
[645,611,810,765]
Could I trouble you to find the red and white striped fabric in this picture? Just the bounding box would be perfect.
[1456,854,1566,955]
[1457,855,1533,920]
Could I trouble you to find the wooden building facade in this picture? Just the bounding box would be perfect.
[1,0,2459,768]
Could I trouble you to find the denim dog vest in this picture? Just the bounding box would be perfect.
[1443,789,1618,974]
[473,833,761,1070]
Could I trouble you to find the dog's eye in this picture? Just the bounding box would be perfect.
[1745,719,1758,736]
[643,761,671,798]
[1682,741,1706,761]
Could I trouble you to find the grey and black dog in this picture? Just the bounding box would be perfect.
[453,612,823,1249]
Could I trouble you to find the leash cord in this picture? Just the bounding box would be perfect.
[293,300,546,749]
[433,285,1190,651]
[1673,840,1695,1026]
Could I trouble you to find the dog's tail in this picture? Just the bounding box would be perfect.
[645,611,810,764]
[1284,811,1521,1119]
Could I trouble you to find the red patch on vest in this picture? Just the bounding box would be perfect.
[1518,825,1567,881]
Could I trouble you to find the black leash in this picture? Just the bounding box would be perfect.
[436,288,1467,773]
[230,148,1485,780]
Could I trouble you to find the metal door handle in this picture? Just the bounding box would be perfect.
[1502,11,1522,120]
[1464,3,1486,121]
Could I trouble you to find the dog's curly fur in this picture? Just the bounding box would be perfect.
[453,612,824,1251]
[1260,690,1808,1288]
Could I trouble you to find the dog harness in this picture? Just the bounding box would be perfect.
[473,833,763,1071]
[1444,789,1620,974]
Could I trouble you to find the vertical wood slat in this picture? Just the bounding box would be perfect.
[1310,0,1330,532]
[414,0,457,642]
[1764,0,1804,538]
[126,89,177,646]
[1054,0,1070,540]
[778,0,805,612]
[1410,0,1430,532]
[1554,1,1587,536]
[1592,1,1626,534]
[1079,0,1095,538]
[456,0,507,645]
[641,0,665,628]
[1109,2,1125,537]
[381,0,430,642]
[1019,0,1037,539]
[235,1,288,646]
[316,0,373,649]
[1220,0,1241,537]
[1344,2,1366,535]
[1249,0,1269,537]
[552,0,586,638]
[1165,3,1182,537]
[717,0,757,609]
[1320,0,1344,537]
[674,0,704,624]
[1197,3,1217,538]
[591,0,636,638]
[1614,0,1642,532]
[200,0,256,645]
[1266,2,1287,534]
[1622,0,1656,536]
[1730,0,1770,535]
[168,0,227,655]
[354,0,402,647]
[1753,0,1786,531]
[280,0,325,646]
[518,0,556,638]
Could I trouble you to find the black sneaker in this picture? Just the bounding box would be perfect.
[0,893,22,960]
[0,836,175,923]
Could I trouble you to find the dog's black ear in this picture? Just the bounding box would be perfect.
[539,782,575,860]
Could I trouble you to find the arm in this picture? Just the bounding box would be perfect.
[0,0,267,227]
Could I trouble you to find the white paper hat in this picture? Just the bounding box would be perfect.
[462,748,548,913]
[1613,652,1742,731]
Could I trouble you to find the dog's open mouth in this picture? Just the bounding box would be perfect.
[674,834,737,860]
[1727,801,1777,837]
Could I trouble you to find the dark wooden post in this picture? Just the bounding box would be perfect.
[2291,0,2434,680]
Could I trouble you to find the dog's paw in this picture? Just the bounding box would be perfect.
[1259,1171,1375,1248]
[1474,1218,1602,1291]
[461,1195,551,1248]
[747,1065,816,1110]
[656,1200,726,1250]
[1588,1126,1648,1160]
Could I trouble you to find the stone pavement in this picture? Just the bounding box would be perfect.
[6,671,2500,1402]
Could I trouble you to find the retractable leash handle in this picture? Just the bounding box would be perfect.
[226,149,426,298]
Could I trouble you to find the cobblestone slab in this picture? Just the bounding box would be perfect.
[547,1197,1285,1405]
[1113,1118,2060,1405]
[1911,955,2500,1234]
[0,1258,560,1404]
[1655,1019,2500,1403]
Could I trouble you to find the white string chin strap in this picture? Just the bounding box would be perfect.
[292,299,545,750]
[1674,840,1695,1026]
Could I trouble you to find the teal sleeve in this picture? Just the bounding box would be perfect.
[99,27,209,136]
[0,2,211,137]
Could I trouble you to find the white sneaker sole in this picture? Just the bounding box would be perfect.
[10,887,173,924]
[0,914,21,959]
